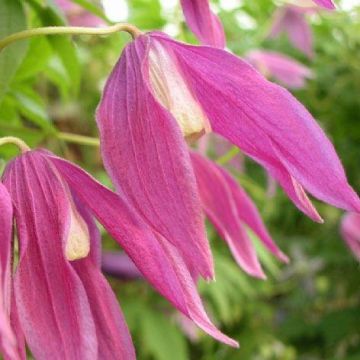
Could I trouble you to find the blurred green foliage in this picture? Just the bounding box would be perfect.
[0,0,359,359]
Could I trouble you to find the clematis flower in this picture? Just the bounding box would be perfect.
[180,0,225,48]
[102,251,142,279]
[340,213,360,261]
[268,5,314,58]
[0,147,236,358]
[1,150,135,359]
[97,31,360,253]
[54,0,105,27]
[246,50,313,89]
[191,152,288,278]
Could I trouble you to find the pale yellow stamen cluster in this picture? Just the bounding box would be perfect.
[65,206,90,261]
[149,41,211,140]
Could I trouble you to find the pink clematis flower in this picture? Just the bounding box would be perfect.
[246,50,313,89]
[1,150,135,359]
[97,31,360,247]
[54,0,105,27]
[191,152,289,278]
[269,5,314,58]
[180,0,225,48]
[340,213,360,261]
[0,148,236,357]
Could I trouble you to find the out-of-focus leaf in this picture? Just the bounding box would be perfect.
[12,85,55,132]
[141,311,188,360]
[0,0,28,103]
[14,37,52,81]
[27,1,81,94]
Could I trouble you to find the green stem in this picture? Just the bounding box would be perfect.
[0,136,30,153]
[56,132,100,147]
[0,23,142,52]
[217,147,240,165]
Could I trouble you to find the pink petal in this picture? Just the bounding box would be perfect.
[96,35,213,280]
[191,152,266,278]
[3,152,98,360]
[341,213,360,261]
[246,50,313,89]
[71,201,136,358]
[0,184,19,360]
[269,6,313,58]
[217,164,289,263]
[102,252,142,280]
[150,33,360,219]
[49,155,238,347]
[313,0,336,9]
[180,0,225,48]
[54,0,105,27]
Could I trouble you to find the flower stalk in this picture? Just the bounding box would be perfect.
[56,132,100,147]
[0,136,30,153]
[0,23,142,52]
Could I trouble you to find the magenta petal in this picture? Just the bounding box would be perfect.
[246,50,313,89]
[269,6,313,58]
[0,184,18,360]
[152,35,360,218]
[49,155,238,347]
[71,201,136,359]
[313,0,336,9]
[96,36,213,280]
[180,0,225,48]
[3,152,98,360]
[341,213,360,261]
[191,152,265,278]
[102,252,142,280]
[216,164,289,263]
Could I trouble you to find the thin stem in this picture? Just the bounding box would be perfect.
[217,147,240,165]
[0,137,31,153]
[56,132,100,147]
[0,23,142,52]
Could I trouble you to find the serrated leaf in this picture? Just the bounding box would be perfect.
[0,0,28,103]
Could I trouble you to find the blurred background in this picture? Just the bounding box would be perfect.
[0,0,359,359]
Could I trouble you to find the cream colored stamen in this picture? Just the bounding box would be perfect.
[149,41,211,140]
[65,206,90,261]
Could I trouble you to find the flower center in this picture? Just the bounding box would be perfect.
[148,41,211,140]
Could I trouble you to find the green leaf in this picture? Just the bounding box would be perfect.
[0,0,28,103]
[12,85,55,132]
[141,311,188,360]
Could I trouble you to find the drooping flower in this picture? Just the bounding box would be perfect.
[340,212,360,261]
[0,147,237,357]
[97,31,360,244]
[1,150,135,359]
[180,0,225,48]
[268,5,314,58]
[54,0,105,27]
[246,50,313,89]
[191,152,289,278]
[102,251,142,279]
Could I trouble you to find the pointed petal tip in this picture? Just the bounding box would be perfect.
[278,252,290,264]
